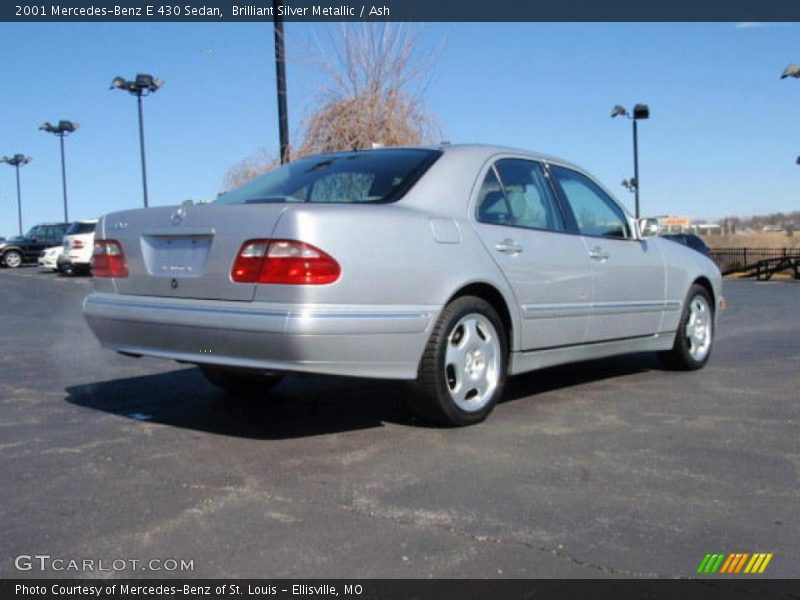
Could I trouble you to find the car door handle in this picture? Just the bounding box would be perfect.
[495,239,523,255]
[588,246,610,261]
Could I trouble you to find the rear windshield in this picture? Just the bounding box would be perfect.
[215,149,441,205]
[67,222,96,235]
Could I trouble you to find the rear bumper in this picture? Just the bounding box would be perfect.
[83,292,438,379]
[66,252,91,265]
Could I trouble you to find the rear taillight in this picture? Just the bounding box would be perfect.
[72,240,84,249]
[92,240,128,278]
[231,239,340,285]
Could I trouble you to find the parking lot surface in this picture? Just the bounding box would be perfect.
[1,268,798,578]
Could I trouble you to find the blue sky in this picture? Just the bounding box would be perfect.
[0,22,798,237]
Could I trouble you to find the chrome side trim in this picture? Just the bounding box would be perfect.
[84,293,436,336]
[522,300,681,319]
[509,332,676,375]
[87,297,430,320]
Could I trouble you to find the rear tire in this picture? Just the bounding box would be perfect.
[3,250,22,269]
[659,284,714,370]
[200,366,284,396]
[411,296,508,427]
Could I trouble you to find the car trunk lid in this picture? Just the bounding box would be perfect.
[106,203,287,301]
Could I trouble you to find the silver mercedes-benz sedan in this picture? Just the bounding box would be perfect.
[84,144,723,426]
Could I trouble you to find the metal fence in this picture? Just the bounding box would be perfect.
[709,247,800,275]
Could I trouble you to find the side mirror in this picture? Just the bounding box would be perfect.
[638,218,660,238]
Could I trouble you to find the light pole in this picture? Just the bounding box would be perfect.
[110,73,165,207]
[39,120,79,223]
[612,103,650,219]
[1,154,32,236]
[273,1,290,164]
[780,64,800,164]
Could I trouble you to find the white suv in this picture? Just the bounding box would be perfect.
[60,219,98,275]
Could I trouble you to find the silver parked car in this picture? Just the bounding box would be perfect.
[84,145,723,426]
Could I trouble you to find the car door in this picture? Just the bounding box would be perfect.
[26,226,47,262]
[472,158,594,350]
[549,165,666,342]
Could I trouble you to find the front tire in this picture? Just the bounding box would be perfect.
[659,284,714,370]
[200,366,284,396]
[412,296,508,427]
[3,250,22,269]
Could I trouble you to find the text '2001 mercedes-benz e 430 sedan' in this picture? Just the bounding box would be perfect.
[83,144,723,426]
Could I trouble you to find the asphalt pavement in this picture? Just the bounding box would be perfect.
[1,267,798,578]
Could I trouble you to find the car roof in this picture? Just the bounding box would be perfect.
[438,143,581,168]
[305,143,583,171]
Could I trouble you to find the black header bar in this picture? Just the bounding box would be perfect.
[3,0,800,22]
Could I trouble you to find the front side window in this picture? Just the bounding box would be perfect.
[476,159,565,232]
[550,166,630,239]
[215,149,441,205]
[43,226,58,241]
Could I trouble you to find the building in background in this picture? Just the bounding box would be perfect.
[693,222,722,235]
[656,216,691,233]
[654,216,721,235]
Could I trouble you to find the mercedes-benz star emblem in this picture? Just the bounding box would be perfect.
[170,208,186,225]
[171,278,179,289]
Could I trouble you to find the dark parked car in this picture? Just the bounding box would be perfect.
[661,233,711,257]
[0,223,71,268]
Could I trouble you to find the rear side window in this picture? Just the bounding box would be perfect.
[550,166,631,239]
[215,149,441,205]
[476,159,565,232]
[66,222,96,235]
[476,168,511,225]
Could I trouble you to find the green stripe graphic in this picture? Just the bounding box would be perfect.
[697,553,727,574]
[697,554,712,573]
[710,553,726,573]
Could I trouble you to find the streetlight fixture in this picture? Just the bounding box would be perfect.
[1,154,32,236]
[611,103,650,219]
[780,64,800,79]
[110,73,165,207]
[39,120,79,223]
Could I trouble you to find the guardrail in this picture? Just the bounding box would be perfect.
[709,247,800,276]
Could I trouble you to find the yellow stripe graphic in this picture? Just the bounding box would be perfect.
[758,554,773,573]
[744,554,764,573]
[744,554,760,573]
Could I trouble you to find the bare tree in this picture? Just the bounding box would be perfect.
[223,149,280,191]
[297,23,439,155]
[222,24,440,190]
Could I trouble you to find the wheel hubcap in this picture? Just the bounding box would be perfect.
[444,313,502,412]
[5,253,20,268]
[685,295,712,361]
